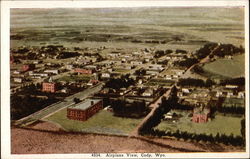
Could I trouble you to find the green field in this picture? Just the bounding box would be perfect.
[155,110,243,136]
[202,54,245,79]
[45,109,143,135]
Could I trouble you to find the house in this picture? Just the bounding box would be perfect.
[67,99,103,121]
[142,88,154,97]
[146,70,160,75]
[74,68,93,74]
[61,87,69,93]
[87,79,99,86]
[13,70,20,75]
[164,112,173,120]
[101,72,111,78]
[44,69,59,75]
[22,64,35,72]
[192,106,210,123]
[225,85,238,89]
[238,91,245,98]
[14,78,22,83]
[130,61,143,65]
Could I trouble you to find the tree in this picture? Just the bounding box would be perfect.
[73,97,81,104]
[241,118,245,140]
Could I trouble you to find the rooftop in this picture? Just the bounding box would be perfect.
[68,98,102,111]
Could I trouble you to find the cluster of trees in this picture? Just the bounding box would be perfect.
[175,49,187,54]
[105,75,135,90]
[134,69,146,76]
[195,42,218,59]
[220,77,245,86]
[213,44,244,57]
[217,106,245,115]
[57,51,81,59]
[154,49,173,58]
[12,47,30,54]
[11,95,58,120]
[10,34,25,40]
[111,99,148,118]
[139,87,178,134]
[192,65,205,74]
[177,78,214,87]
[150,129,244,146]
[174,58,198,68]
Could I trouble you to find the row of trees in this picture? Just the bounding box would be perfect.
[213,44,244,57]
[220,77,245,86]
[151,129,245,146]
[154,49,173,58]
[174,58,198,68]
[217,106,245,115]
[105,74,135,90]
[177,78,214,87]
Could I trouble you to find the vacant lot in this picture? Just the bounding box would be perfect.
[155,110,243,136]
[45,109,143,135]
[202,54,245,79]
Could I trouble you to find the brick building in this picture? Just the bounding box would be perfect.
[22,64,35,72]
[192,106,210,123]
[67,99,103,121]
[42,82,56,93]
[74,68,93,74]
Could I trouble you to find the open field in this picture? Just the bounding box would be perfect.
[11,8,244,51]
[155,110,243,136]
[11,126,245,154]
[45,109,143,135]
[202,54,245,79]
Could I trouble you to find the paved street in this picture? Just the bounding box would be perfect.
[14,82,104,126]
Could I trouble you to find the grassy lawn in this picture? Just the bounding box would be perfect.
[222,98,245,108]
[155,110,243,136]
[45,109,143,135]
[55,74,92,82]
[202,54,245,79]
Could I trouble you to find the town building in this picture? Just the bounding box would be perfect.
[42,82,56,93]
[42,77,56,93]
[44,69,59,75]
[22,64,35,72]
[74,68,93,74]
[13,77,22,83]
[67,98,103,121]
[192,106,210,123]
